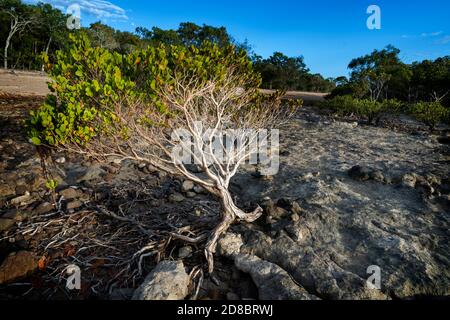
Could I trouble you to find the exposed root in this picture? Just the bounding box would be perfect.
[204,209,235,274]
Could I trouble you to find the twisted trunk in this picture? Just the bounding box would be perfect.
[41,36,52,72]
[4,33,12,69]
[204,187,262,273]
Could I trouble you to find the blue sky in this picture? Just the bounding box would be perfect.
[26,0,450,78]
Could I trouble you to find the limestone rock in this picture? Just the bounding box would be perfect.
[234,254,319,300]
[181,180,194,193]
[132,260,189,300]
[217,232,244,258]
[169,193,185,203]
[60,187,80,200]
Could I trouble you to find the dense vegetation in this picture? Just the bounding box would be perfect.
[0,0,332,92]
[324,45,450,128]
[252,52,336,92]
[27,32,265,146]
[1,0,449,128]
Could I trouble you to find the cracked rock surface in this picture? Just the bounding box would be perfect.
[228,109,450,299]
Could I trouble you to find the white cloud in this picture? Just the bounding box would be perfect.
[401,31,443,39]
[27,0,128,21]
[420,31,443,37]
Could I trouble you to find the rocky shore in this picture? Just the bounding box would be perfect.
[1,96,449,300]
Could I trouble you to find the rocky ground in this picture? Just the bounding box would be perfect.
[0,91,449,300]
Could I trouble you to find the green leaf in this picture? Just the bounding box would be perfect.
[31,137,41,145]
[150,79,156,90]
[85,86,93,97]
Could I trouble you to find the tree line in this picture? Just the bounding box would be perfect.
[1,0,449,99]
[1,0,335,92]
[330,45,450,108]
[322,46,450,129]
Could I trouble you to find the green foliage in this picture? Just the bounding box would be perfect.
[27,32,261,147]
[1,1,245,71]
[410,57,450,107]
[45,179,58,191]
[0,0,69,69]
[320,95,403,124]
[253,52,335,92]
[410,101,449,129]
[136,22,234,48]
[344,45,412,101]
[331,46,450,108]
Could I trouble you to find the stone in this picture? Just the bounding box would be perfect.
[303,172,320,180]
[103,164,119,174]
[3,209,29,222]
[291,213,300,222]
[143,164,158,174]
[132,260,189,300]
[401,173,417,188]
[181,180,194,193]
[55,157,66,164]
[242,231,390,299]
[60,187,80,200]
[76,165,107,183]
[284,225,309,242]
[169,193,185,203]
[10,192,32,206]
[67,200,83,210]
[291,201,303,215]
[138,163,147,169]
[156,171,167,179]
[0,218,15,232]
[178,246,193,259]
[234,254,319,300]
[369,170,385,183]
[34,202,54,215]
[425,174,440,186]
[0,251,38,284]
[261,198,288,220]
[217,232,244,258]
[348,165,371,181]
[186,192,197,198]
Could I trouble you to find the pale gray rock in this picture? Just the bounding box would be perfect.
[234,254,319,300]
[230,114,450,299]
[181,180,194,192]
[132,260,189,300]
[217,232,244,258]
[10,192,32,206]
[169,193,185,203]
